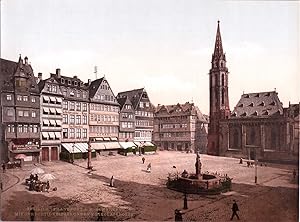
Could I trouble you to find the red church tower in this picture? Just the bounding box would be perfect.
[207,21,231,155]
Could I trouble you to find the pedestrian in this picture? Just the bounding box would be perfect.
[230,200,240,220]
[147,163,151,173]
[239,158,243,164]
[46,181,50,193]
[293,169,296,180]
[142,157,145,164]
[183,193,188,209]
[96,209,103,221]
[174,209,183,221]
[110,176,114,187]
[35,174,39,181]
[2,162,6,173]
[0,182,3,191]
[30,205,35,221]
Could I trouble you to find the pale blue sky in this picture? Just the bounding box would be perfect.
[1,0,299,114]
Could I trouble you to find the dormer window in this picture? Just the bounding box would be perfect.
[241,112,247,117]
[231,112,237,117]
[238,104,244,107]
[61,79,65,84]
[262,111,269,115]
[70,90,74,96]
[244,94,249,98]
[249,103,254,107]
[252,111,258,116]
[269,101,275,105]
[258,102,265,106]
[74,81,78,86]
[255,94,260,97]
[80,82,83,87]
[265,93,270,97]
[68,80,71,85]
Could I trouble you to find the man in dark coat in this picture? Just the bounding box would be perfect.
[230,200,240,220]
[174,209,183,221]
[30,205,35,221]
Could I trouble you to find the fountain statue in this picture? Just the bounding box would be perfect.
[195,152,202,179]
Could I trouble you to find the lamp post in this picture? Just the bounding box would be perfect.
[87,139,92,170]
[255,149,258,184]
[72,143,75,164]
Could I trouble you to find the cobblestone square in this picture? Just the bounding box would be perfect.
[1,151,298,221]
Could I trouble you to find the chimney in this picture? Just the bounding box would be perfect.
[38,73,42,81]
[56,68,61,77]
[88,79,91,85]
[73,75,78,79]
[24,56,28,65]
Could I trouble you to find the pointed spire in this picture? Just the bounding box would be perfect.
[213,20,224,59]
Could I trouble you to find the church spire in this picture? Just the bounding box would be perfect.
[213,20,224,60]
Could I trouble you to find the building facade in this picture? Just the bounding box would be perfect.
[88,77,121,152]
[117,88,154,145]
[218,92,299,162]
[53,69,90,156]
[207,21,231,156]
[153,102,208,152]
[117,96,135,142]
[0,56,40,163]
[38,74,63,161]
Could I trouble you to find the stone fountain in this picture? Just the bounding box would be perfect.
[166,153,232,195]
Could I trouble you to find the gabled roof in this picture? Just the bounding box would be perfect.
[155,102,207,122]
[117,88,145,109]
[117,96,134,111]
[0,56,39,93]
[117,97,127,109]
[89,77,104,98]
[0,58,17,91]
[231,91,283,118]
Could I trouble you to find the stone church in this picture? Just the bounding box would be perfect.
[207,22,299,162]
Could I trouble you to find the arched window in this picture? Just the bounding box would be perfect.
[250,129,256,144]
[233,129,239,148]
[271,129,277,149]
[222,74,225,86]
[221,89,225,105]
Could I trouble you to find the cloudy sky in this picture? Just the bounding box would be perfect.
[1,0,299,114]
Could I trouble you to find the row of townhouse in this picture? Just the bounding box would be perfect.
[0,56,155,163]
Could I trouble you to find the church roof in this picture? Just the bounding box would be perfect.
[89,77,104,98]
[231,91,283,118]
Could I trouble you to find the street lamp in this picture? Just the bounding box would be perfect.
[255,149,258,184]
[72,143,75,164]
[87,139,92,170]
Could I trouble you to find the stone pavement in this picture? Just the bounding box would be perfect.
[0,151,298,221]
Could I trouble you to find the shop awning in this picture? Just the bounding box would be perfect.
[43,96,49,101]
[95,138,103,141]
[104,142,122,149]
[110,137,118,141]
[103,137,110,141]
[134,142,143,147]
[91,143,106,150]
[119,142,137,149]
[56,97,63,103]
[50,97,56,102]
[55,120,62,126]
[62,143,82,153]
[42,132,49,139]
[56,109,62,114]
[54,132,61,138]
[144,142,156,146]
[75,143,88,152]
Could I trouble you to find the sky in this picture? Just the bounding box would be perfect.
[1,0,299,114]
